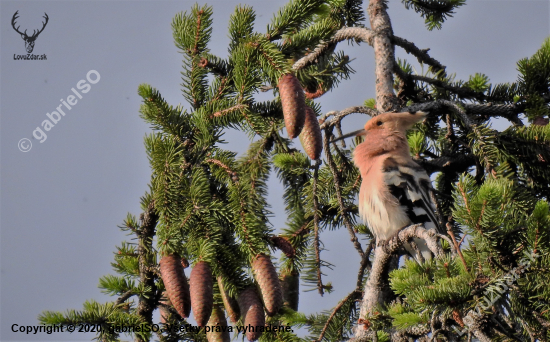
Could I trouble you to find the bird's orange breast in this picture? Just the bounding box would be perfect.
[356,155,411,241]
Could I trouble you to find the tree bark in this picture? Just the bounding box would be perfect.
[368,0,400,112]
[135,203,159,342]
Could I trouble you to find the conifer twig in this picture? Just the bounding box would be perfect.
[115,290,134,305]
[446,223,469,273]
[323,127,365,259]
[391,35,446,73]
[312,159,324,295]
[415,74,484,98]
[316,290,361,342]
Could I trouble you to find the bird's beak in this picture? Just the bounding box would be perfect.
[331,129,366,143]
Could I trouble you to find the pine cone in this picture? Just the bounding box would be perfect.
[251,254,283,316]
[270,236,295,258]
[206,305,231,342]
[159,254,191,318]
[278,74,306,139]
[452,308,465,327]
[217,276,240,323]
[238,287,265,341]
[280,269,299,311]
[299,106,323,160]
[190,261,214,327]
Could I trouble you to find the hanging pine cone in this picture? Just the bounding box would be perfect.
[278,73,306,139]
[159,254,191,318]
[189,261,214,327]
[452,308,465,327]
[217,276,240,323]
[238,287,265,341]
[251,254,283,316]
[206,305,231,342]
[299,106,323,160]
[280,269,299,311]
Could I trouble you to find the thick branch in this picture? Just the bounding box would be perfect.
[368,0,400,111]
[292,27,374,71]
[403,99,524,126]
[463,312,491,342]
[355,224,443,340]
[320,106,377,130]
[417,154,476,176]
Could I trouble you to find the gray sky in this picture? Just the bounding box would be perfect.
[1,0,549,341]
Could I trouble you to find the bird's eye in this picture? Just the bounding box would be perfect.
[376,121,383,126]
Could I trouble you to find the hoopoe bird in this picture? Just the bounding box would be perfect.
[335,111,441,261]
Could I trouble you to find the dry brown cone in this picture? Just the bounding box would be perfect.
[452,308,465,327]
[189,261,214,327]
[217,276,240,323]
[206,305,231,342]
[159,254,191,318]
[280,269,299,311]
[238,287,265,341]
[270,236,295,258]
[299,106,323,160]
[251,254,283,316]
[278,73,306,139]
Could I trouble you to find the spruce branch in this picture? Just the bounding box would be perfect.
[392,35,446,73]
[313,158,324,296]
[320,106,377,130]
[316,290,362,342]
[393,66,486,101]
[115,290,135,305]
[293,27,374,71]
[357,223,444,338]
[136,202,159,334]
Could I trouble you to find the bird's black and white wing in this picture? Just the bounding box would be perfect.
[383,158,441,233]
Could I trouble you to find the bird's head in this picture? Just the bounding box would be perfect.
[333,111,428,142]
[363,111,428,133]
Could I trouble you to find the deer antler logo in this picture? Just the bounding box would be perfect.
[12,11,49,53]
